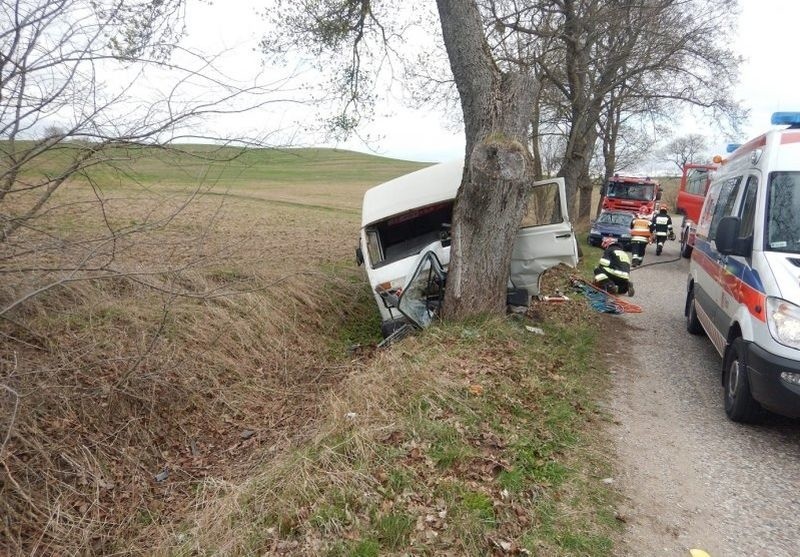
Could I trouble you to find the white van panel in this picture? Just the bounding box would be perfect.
[361,160,462,227]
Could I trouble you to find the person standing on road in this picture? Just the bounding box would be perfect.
[594,236,634,296]
[650,204,675,255]
[629,212,652,267]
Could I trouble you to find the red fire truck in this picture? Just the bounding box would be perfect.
[600,174,662,216]
[676,162,718,258]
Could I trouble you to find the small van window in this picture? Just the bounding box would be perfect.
[521,181,563,227]
[738,176,758,240]
[767,172,800,253]
[709,176,742,240]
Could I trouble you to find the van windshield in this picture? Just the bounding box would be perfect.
[365,201,453,268]
[767,172,800,253]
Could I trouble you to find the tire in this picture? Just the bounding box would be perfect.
[380,319,406,339]
[685,288,703,335]
[723,338,761,423]
[680,230,693,259]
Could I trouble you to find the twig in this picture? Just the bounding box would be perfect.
[0,383,19,457]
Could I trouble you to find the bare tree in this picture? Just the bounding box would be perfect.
[258,0,744,320]
[1,0,304,320]
[487,0,743,220]
[263,0,542,319]
[660,133,710,170]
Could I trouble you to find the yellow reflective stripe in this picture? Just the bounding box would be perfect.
[606,268,630,279]
[614,250,631,264]
[599,257,611,266]
[595,272,609,281]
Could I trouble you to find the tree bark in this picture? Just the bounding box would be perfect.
[436,0,537,320]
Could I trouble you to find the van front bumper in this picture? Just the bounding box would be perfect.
[746,342,800,418]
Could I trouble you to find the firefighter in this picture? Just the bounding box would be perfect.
[594,236,634,296]
[650,204,675,255]
[629,211,652,267]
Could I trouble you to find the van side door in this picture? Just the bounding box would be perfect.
[510,177,579,295]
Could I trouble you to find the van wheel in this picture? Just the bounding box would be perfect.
[723,338,760,423]
[381,319,406,339]
[685,288,703,335]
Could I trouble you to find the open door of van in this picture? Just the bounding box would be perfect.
[510,177,579,294]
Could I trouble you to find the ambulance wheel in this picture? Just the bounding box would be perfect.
[723,338,760,423]
[685,288,703,335]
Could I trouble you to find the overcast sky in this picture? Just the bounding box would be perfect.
[182,0,800,164]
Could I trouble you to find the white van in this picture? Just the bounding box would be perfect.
[357,159,579,337]
[685,112,800,421]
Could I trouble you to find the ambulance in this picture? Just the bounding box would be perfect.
[685,112,800,422]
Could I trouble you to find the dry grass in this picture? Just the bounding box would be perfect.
[163,304,618,556]
[1,155,622,555]
[0,166,380,555]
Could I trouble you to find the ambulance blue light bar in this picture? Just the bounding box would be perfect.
[726,143,741,153]
[771,112,800,126]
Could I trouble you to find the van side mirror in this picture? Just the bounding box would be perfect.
[656,188,663,201]
[715,216,752,257]
[355,246,364,266]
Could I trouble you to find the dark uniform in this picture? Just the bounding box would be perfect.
[650,206,674,255]
[594,238,634,296]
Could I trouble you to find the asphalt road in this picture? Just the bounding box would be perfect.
[607,236,800,556]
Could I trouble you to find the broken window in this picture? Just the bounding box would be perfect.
[365,201,454,268]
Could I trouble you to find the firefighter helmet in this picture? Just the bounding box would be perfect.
[659,204,669,212]
[601,236,618,249]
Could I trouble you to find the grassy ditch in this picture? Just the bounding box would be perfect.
[170,285,620,556]
[1,146,625,555]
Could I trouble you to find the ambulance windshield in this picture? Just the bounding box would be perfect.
[767,172,800,253]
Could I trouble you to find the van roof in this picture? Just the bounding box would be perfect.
[361,159,463,227]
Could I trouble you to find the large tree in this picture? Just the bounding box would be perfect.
[487,0,742,219]
[262,0,743,320]
[264,0,543,319]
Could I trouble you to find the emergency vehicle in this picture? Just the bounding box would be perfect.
[356,160,579,337]
[685,112,800,422]
[600,174,662,216]
[676,162,717,258]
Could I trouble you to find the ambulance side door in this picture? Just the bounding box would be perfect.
[699,175,743,352]
[718,174,759,328]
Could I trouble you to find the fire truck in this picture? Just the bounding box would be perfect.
[600,174,662,216]
[676,162,718,258]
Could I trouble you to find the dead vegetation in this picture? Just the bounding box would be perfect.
[0,175,376,554]
[164,305,618,556]
[1,158,622,555]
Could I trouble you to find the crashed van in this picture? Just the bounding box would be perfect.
[356,159,579,337]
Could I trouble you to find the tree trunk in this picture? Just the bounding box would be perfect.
[436,0,537,320]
